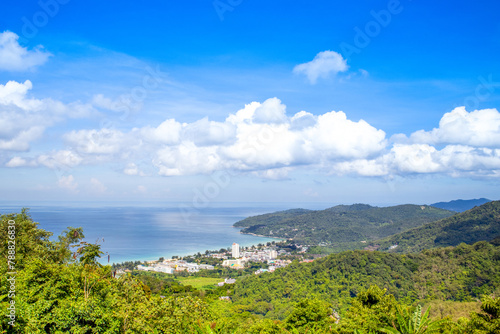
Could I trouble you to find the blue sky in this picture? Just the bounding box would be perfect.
[1,0,500,206]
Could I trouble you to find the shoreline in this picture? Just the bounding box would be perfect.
[108,234,283,265]
[238,231,284,241]
[233,225,284,240]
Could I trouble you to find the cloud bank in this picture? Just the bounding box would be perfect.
[2,80,500,180]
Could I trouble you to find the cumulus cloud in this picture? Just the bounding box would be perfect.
[58,98,387,176]
[182,117,236,146]
[64,129,128,155]
[0,80,96,152]
[293,51,349,84]
[253,97,288,124]
[0,31,51,71]
[140,119,182,145]
[7,97,500,180]
[333,143,500,178]
[154,143,222,176]
[325,107,500,178]
[409,107,500,147]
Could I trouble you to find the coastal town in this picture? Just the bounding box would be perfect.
[133,242,296,276]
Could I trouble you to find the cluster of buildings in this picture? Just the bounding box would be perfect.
[254,259,292,274]
[137,259,215,274]
[136,242,289,273]
[222,243,290,271]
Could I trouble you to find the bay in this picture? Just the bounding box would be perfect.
[1,202,329,264]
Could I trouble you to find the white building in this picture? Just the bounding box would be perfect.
[222,258,244,268]
[154,266,174,274]
[232,242,240,258]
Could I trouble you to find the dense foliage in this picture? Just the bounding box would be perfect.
[2,207,500,333]
[234,204,453,245]
[376,201,500,253]
[232,240,500,318]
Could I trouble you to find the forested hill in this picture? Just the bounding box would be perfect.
[430,198,492,212]
[375,200,500,253]
[233,204,453,244]
[233,208,313,229]
[233,239,500,319]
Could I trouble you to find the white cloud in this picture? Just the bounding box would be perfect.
[140,119,182,145]
[64,129,128,155]
[334,158,390,177]
[7,96,500,180]
[58,175,78,192]
[18,98,387,177]
[0,80,41,110]
[301,110,386,160]
[90,178,107,193]
[123,162,146,176]
[6,156,29,167]
[333,143,500,178]
[154,142,222,176]
[253,97,287,124]
[252,167,292,180]
[37,150,83,169]
[0,31,51,71]
[293,51,349,84]
[409,107,500,147]
[391,144,443,174]
[290,111,316,130]
[182,117,236,146]
[0,80,96,152]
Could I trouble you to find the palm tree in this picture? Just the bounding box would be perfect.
[380,305,446,334]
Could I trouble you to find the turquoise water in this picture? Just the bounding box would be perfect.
[1,202,329,264]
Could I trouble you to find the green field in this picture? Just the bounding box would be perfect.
[177,276,223,290]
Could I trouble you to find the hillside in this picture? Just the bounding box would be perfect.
[3,209,500,333]
[234,204,454,245]
[376,200,500,253]
[430,198,492,212]
[233,208,312,230]
[233,239,500,319]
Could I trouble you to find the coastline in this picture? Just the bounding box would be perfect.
[233,225,284,241]
[238,231,284,241]
[1,203,298,265]
[108,234,282,265]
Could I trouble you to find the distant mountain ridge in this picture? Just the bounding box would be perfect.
[376,200,500,253]
[234,203,454,245]
[430,198,491,212]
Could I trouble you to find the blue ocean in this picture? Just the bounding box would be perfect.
[1,202,328,264]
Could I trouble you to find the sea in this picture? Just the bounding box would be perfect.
[1,201,330,264]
